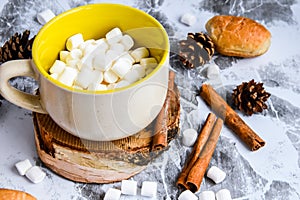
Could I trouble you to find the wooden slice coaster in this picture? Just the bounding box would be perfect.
[33,75,180,183]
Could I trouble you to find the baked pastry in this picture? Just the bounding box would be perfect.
[0,188,36,200]
[205,15,271,57]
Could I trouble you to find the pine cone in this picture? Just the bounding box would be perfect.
[0,30,35,63]
[232,79,271,116]
[179,32,214,69]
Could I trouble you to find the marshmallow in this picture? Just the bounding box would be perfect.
[104,70,118,84]
[59,51,70,62]
[121,180,137,196]
[110,43,125,55]
[66,58,80,69]
[182,128,198,147]
[58,67,78,87]
[50,73,59,80]
[106,27,123,45]
[37,9,55,25]
[140,57,157,70]
[206,166,226,184]
[180,13,196,26]
[69,48,83,59]
[123,69,140,83]
[49,60,66,74]
[120,34,134,51]
[104,188,121,200]
[88,83,107,91]
[15,159,33,176]
[25,166,46,184]
[140,57,157,66]
[207,63,220,79]
[105,50,121,67]
[115,80,131,88]
[130,47,149,62]
[178,190,198,200]
[132,64,146,78]
[66,33,84,51]
[199,191,215,200]
[82,43,98,56]
[75,68,103,89]
[92,51,109,71]
[216,189,232,200]
[119,52,135,64]
[141,181,157,197]
[111,58,132,78]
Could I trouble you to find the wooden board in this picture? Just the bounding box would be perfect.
[33,79,180,183]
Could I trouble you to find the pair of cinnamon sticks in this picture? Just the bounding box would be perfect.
[200,84,265,151]
[177,113,223,192]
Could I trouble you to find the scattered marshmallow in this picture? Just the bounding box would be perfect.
[49,60,66,74]
[106,27,123,45]
[130,47,149,62]
[180,13,196,26]
[37,9,55,25]
[216,189,232,200]
[178,190,198,200]
[15,159,32,176]
[58,67,78,87]
[121,180,137,196]
[207,63,220,79]
[66,33,84,51]
[206,166,226,184]
[182,128,198,147]
[25,166,46,184]
[103,188,121,200]
[120,34,134,51]
[141,181,157,197]
[199,191,215,200]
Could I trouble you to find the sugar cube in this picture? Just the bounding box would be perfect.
[121,180,137,195]
[25,166,46,184]
[15,159,32,176]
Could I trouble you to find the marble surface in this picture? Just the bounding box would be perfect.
[0,0,300,199]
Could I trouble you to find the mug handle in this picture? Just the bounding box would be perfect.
[0,59,47,114]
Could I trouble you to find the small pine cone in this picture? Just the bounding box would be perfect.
[232,79,271,116]
[0,30,35,63]
[179,32,214,69]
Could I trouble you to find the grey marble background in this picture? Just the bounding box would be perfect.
[0,0,300,199]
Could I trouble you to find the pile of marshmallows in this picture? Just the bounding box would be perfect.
[104,180,157,200]
[48,27,159,91]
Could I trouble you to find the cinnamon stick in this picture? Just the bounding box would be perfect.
[152,71,175,151]
[176,113,217,190]
[199,84,265,151]
[186,118,223,192]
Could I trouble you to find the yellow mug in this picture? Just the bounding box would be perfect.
[0,4,169,141]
